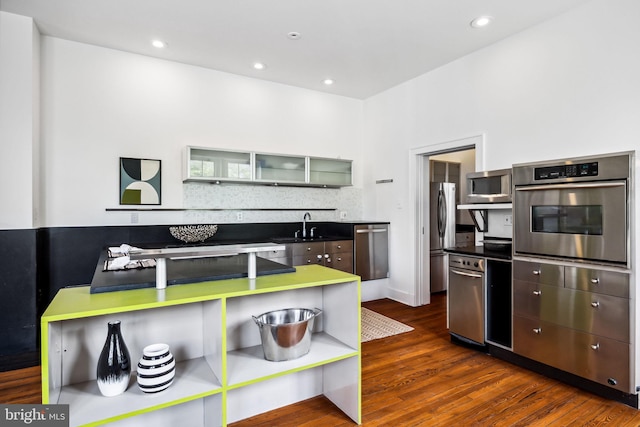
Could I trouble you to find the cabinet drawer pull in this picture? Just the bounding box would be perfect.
[590,277,600,284]
[307,247,312,251]
[590,343,600,351]
[532,270,541,276]
[532,290,542,296]
[324,254,330,258]
[337,245,342,249]
[337,257,342,261]
[316,255,323,260]
[533,328,542,334]
[591,301,600,308]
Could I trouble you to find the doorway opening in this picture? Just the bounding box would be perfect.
[412,135,482,306]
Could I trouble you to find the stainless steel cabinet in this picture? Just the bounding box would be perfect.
[324,240,354,273]
[260,240,354,273]
[292,241,325,266]
[513,316,631,392]
[513,260,631,392]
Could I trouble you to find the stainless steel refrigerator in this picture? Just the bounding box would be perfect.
[430,182,456,292]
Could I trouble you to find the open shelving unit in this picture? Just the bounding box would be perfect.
[41,265,361,427]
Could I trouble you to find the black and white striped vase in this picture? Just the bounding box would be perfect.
[136,343,176,393]
[96,320,131,397]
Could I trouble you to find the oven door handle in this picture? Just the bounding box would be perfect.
[449,269,483,279]
[515,182,626,191]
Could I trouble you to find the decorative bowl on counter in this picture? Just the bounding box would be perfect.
[169,224,218,243]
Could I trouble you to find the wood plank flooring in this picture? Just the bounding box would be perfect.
[2,293,640,426]
[232,294,640,427]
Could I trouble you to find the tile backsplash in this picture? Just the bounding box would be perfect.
[183,183,362,223]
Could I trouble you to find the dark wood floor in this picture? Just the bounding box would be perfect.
[232,294,640,427]
[3,293,640,426]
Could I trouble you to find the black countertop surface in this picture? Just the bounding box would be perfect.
[90,253,296,293]
[445,245,512,260]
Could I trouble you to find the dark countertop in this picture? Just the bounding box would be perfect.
[90,253,295,293]
[445,245,512,261]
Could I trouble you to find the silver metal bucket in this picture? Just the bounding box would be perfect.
[252,308,322,361]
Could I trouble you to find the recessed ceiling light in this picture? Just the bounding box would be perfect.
[253,62,266,70]
[470,16,493,28]
[287,31,301,40]
[323,79,334,86]
[151,40,166,48]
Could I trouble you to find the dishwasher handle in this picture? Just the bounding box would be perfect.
[449,268,483,279]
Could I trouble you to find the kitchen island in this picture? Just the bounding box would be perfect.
[42,265,361,426]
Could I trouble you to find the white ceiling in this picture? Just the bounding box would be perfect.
[1,0,591,99]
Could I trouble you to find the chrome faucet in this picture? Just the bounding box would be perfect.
[302,212,311,238]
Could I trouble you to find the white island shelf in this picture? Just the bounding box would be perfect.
[41,265,361,427]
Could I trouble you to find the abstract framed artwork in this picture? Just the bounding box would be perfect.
[119,157,161,205]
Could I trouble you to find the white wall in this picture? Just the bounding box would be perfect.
[5,0,640,307]
[363,0,640,305]
[0,12,39,229]
[39,37,364,227]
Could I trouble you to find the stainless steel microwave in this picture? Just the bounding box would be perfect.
[466,168,512,203]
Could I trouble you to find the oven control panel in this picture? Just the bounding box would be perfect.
[449,255,484,273]
[534,161,599,180]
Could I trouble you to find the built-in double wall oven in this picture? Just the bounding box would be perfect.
[513,152,631,266]
[511,151,634,396]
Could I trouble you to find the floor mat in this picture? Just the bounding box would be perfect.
[361,307,414,342]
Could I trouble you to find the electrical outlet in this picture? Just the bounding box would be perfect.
[236,212,244,221]
[340,211,348,219]
[504,214,512,226]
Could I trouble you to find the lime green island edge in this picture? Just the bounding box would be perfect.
[41,264,362,427]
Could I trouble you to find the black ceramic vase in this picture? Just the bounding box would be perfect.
[97,320,131,397]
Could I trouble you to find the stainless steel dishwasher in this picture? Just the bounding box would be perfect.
[448,254,485,345]
[354,224,389,281]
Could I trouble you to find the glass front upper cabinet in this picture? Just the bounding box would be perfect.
[185,147,252,182]
[309,158,353,187]
[184,146,352,187]
[254,153,306,184]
